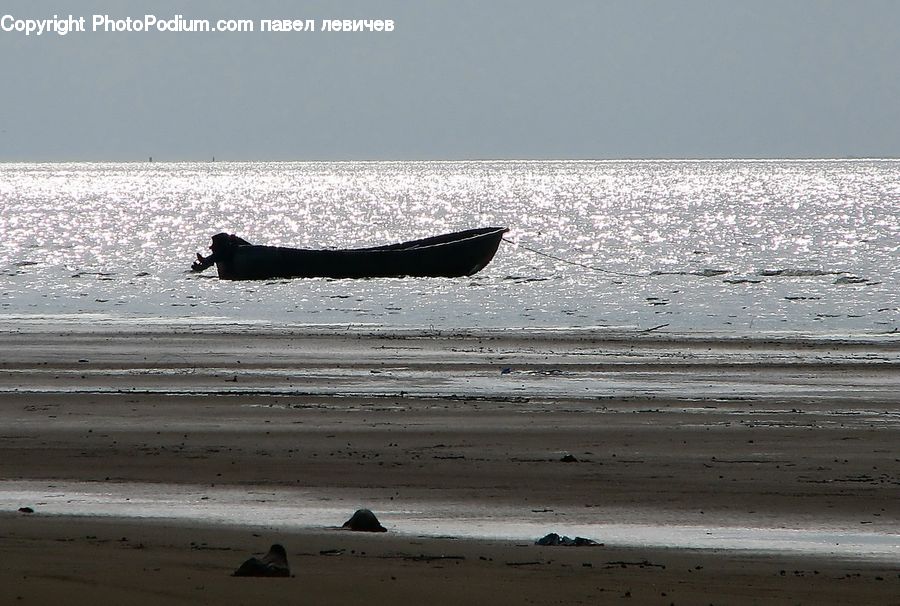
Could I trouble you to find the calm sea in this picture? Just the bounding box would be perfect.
[1,160,897,337]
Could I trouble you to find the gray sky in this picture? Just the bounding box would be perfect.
[2,0,899,161]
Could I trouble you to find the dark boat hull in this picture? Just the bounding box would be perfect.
[199,227,508,280]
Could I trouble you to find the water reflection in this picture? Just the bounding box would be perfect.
[2,480,896,560]
[0,160,897,334]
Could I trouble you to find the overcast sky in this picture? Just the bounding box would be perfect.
[2,0,899,161]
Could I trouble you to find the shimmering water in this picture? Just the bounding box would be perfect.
[1,160,897,335]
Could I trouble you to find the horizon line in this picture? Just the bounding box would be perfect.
[1,156,899,164]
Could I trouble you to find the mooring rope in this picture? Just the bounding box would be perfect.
[501,237,650,278]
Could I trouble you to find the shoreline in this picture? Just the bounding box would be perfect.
[3,513,898,606]
[2,315,899,342]
[4,481,899,561]
[1,326,897,604]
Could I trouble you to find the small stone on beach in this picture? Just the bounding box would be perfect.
[535,533,600,547]
[233,544,290,577]
[342,509,387,532]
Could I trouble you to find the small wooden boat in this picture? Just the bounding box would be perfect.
[191,227,508,280]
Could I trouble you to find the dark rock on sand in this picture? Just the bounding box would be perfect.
[233,544,290,577]
[18,507,34,514]
[560,454,578,463]
[342,508,387,532]
[535,533,600,547]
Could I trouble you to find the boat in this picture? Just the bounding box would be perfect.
[190,227,508,280]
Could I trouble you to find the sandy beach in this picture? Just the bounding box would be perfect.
[1,326,898,605]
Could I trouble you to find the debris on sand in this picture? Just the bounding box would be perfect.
[535,533,601,547]
[342,509,388,532]
[233,544,290,577]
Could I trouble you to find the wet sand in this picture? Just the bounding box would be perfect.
[1,327,898,604]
